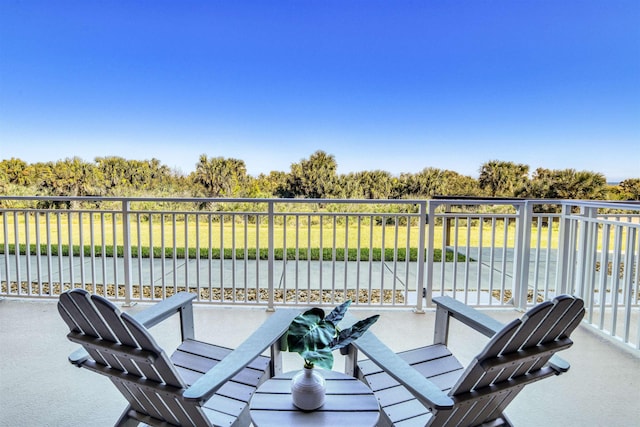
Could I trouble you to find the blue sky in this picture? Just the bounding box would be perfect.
[1,1,639,181]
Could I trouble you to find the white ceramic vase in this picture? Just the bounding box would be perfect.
[290,366,326,411]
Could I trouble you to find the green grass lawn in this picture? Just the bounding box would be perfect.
[0,213,561,261]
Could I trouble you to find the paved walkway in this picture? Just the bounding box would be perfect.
[1,249,558,294]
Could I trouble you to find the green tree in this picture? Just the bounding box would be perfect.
[440,171,482,196]
[192,154,248,197]
[478,160,529,197]
[0,158,38,186]
[559,170,607,199]
[392,168,456,198]
[617,178,640,200]
[38,157,103,208]
[284,150,338,198]
[337,170,393,199]
[390,168,481,199]
[252,171,288,198]
[520,168,608,200]
[95,156,174,194]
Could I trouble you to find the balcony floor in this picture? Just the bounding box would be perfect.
[1,297,639,427]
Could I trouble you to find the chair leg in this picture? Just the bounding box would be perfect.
[115,406,140,427]
[501,413,514,427]
[230,406,252,427]
[478,415,514,427]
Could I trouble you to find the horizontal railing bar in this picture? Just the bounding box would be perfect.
[0,196,426,205]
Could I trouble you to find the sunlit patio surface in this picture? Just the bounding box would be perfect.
[1,297,639,427]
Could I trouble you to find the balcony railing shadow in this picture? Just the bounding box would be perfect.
[1,297,638,426]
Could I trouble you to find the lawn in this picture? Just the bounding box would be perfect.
[1,212,560,261]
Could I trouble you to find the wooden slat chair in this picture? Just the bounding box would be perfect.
[344,295,585,427]
[58,289,300,427]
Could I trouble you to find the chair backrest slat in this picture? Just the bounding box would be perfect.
[450,319,522,394]
[91,295,138,347]
[112,381,149,415]
[553,299,585,340]
[500,301,553,355]
[484,302,555,387]
[86,295,151,376]
[59,292,116,368]
[524,295,575,347]
[180,405,207,425]
[67,291,135,371]
[57,297,81,333]
[69,291,119,342]
[121,312,186,387]
[59,291,99,336]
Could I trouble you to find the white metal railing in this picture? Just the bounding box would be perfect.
[0,197,427,309]
[559,201,640,349]
[1,196,638,350]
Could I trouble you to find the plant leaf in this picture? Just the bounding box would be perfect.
[325,300,351,324]
[287,308,335,353]
[302,349,334,370]
[330,315,380,350]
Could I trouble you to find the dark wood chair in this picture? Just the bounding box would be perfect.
[58,289,299,427]
[344,295,585,427]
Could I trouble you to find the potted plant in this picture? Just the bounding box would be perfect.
[285,300,379,410]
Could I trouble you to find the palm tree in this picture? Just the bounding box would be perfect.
[479,160,529,197]
[285,150,338,198]
[192,154,248,197]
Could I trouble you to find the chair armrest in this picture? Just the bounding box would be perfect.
[183,308,301,402]
[433,296,570,374]
[548,354,571,373]
[68,347,90,366]
[433,296,503,339]
[340,314,454,411]
[134,292,197,340]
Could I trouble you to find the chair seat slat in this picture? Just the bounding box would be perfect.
[171,348,266,388]
[177,339,270,372]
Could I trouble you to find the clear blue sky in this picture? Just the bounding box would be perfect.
[1,1,639,181]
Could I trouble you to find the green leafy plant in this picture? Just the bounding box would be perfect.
[286,300,379,370]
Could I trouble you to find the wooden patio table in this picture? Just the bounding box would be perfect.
[249,370,380,427]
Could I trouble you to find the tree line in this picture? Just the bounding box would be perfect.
[1,151,639,203]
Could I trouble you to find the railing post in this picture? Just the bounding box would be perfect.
[623,227,637,345]
[267,201,275,311]
[2,212,9,296]
[122,200,134,306]
[514,201,532,310]
[420,200,433,311]
[557,203,573,295]
[444,203,452,246]
[578,206,598,307]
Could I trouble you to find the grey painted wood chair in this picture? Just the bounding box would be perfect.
[58,289,299,427]
[344,295,585,427]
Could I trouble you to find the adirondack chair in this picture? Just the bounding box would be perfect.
[344,294,585,427]
[58,289,300,427]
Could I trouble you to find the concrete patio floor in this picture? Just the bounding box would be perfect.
[1,297,639,427]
